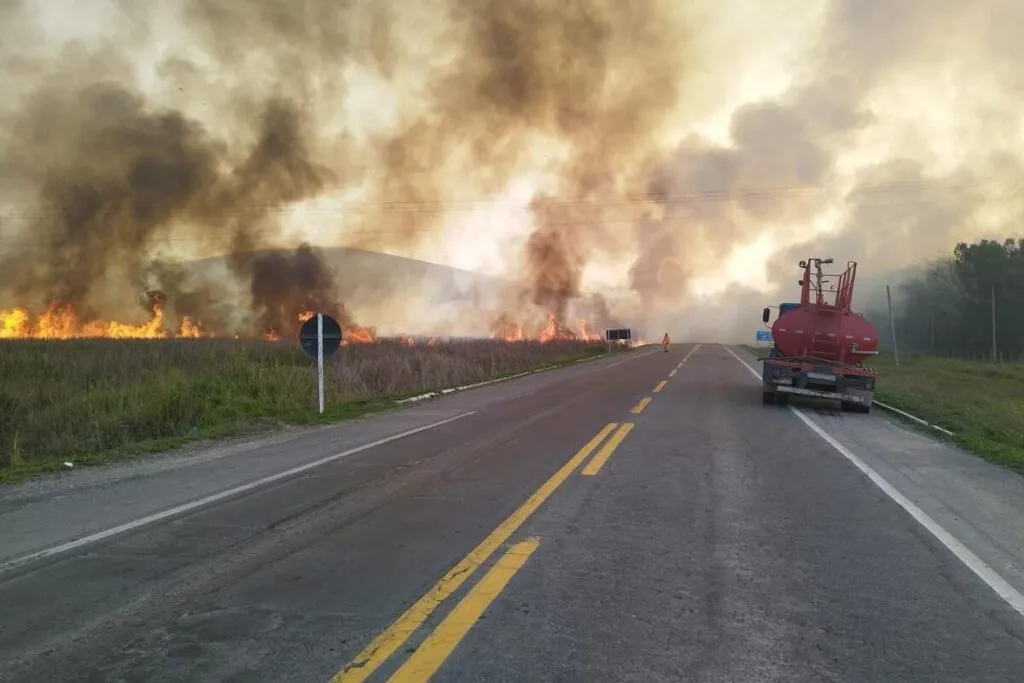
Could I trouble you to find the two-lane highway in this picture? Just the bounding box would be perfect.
[2,344,1024,682]
[0,345,673,682]
[398,345,1024,682]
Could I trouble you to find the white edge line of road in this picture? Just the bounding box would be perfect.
[0,410,477,576]
[395,343,656,405]
[722,344,1024,618]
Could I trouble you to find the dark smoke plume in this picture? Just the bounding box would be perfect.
[347,0,694,326]
[524,197,585,323]
[0,82,220,318]
[243,243,351,337]
[0,77,334,334]
[0,0,693,336]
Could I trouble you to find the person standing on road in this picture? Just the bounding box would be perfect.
[662,333,670,351]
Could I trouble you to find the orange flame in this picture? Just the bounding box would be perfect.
[2,301,606,345]
[490,312,604,343]
[343,326,376,344]
[0,300,199,339]
[179,316,203,338]
[491,320,525,342]
[576,319,602,342]
[537,312,580,343]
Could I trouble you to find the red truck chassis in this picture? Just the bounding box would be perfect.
[762,356,875,412]
[761,257,878,414]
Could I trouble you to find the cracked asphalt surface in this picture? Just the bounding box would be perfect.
[1,343,1023,682]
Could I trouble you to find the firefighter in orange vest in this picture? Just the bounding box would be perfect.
[662,332,670,351]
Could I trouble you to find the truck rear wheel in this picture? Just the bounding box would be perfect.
[762,391,776,404]
[841,401,871,414]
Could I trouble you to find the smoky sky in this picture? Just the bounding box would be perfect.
[0,0,694,336]
[0,0,1021,338]
[627,0,1024,327]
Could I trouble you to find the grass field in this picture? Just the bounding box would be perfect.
[0,338,613,482]
[745,345,1024,474]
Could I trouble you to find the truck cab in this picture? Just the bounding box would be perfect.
[764,303,798,357]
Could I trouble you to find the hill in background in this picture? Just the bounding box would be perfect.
[183,246,637,337]
[189,246,506,304]
[179,246,923,341]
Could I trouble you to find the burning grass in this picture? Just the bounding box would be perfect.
[744,346,1024,473]
[0,299,378,343]
[0,338,610,481]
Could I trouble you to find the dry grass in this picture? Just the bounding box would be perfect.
[744,345,1024,473]
[0,338,609,480]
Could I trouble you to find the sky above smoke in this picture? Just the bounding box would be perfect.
[0,0,1021,340]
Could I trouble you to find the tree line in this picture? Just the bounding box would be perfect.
[871,237,1024,360]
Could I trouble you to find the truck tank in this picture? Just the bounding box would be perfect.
[771,260,879,366]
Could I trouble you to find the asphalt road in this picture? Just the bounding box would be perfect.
[2,344,1024,682]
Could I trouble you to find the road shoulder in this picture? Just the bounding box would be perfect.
[726,344,1024,612]
[0,347,660,569]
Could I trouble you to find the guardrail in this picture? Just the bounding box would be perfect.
[869,400,955,438]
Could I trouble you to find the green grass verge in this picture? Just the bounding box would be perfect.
[0,338,620,484]
[741,345,1024,473]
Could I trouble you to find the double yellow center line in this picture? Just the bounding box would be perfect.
[581,422,634,476]
[332,422,627,682]
[332,344,703,681]
[630,397,651,413]
[387,538,541,681]
[632,342,701,414]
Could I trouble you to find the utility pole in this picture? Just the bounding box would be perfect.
[991,282,997,362]
[886,285,899,367]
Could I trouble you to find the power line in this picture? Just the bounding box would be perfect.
[0,174,1013,219]
[0,176,1018,251]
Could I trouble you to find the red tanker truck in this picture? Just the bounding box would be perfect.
[760,257,879,413]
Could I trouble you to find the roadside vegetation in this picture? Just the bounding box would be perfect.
[745,237,1024,473]
[745,345,1024,474]
[868,353,1024,473]
[0,338,612,482]
[876,237,1024,362]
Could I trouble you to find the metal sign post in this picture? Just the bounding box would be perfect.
[604,328,632,351]
[317,313,325,414]
[299,313,343,414]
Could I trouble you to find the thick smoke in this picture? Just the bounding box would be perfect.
[0,76,334,336]
[0,0,692,336]
[354,0,694,328]
[1,82,221,317]
[627,0,1024,339]
[1,0,1021,340]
